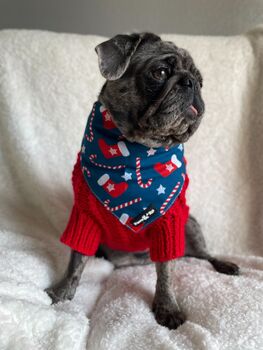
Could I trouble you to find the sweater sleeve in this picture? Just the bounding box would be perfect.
[148,174,190,262]
[60,153,101,256]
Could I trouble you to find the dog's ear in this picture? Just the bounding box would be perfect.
[95,34,142,81]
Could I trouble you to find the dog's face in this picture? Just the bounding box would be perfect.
[96,32,205,148]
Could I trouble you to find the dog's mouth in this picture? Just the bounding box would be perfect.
[139,74,204,122]
[134,72,205,147]
[135,97,204,147]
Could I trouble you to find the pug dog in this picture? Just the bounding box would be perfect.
[46,32,239,330]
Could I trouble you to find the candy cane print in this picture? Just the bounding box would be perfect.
[103,197,142,212]
[89,154,126,170]
[85,104,96,142]
[136,157,153,188]
[82,166,91,177]
[160,181,181,215]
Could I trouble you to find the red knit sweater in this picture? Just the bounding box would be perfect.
[60,154,189,262]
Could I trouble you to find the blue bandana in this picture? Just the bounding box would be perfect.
[80,101,186,232]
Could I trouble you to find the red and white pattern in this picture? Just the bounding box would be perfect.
[160,181,181,215]
[119,213,143,231]
[85,104,96,142]
[99,139,130,159]
[100,106,116,129]
[136,157,153,189]
[103,197,142,212]
[154,154,182,177]
[81,166,91,177]
[89,154,126,170]
[97,174,128,198]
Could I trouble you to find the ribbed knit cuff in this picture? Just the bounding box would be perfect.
[149,208,187,262]
[60,205,101,256]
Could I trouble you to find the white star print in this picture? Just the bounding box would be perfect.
[105,113,111,121]
[147,148,157,156]
[166,164,174,172]
[121,172,132,181]
[81,145,86,153]
[109,147,118,155]
[178,144,183,151]
[107,183,115,192]
[157,184,166,195]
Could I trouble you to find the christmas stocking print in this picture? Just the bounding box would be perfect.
[100,105,116,129]
[119,213,144,232]
[98,139,130,159]
[154,154,182,177]
[80,101,186,232]
[98,174,128,198]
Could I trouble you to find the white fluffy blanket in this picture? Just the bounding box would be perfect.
[0,29,262,349]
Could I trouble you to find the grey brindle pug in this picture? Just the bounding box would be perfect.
[46,32,239,330]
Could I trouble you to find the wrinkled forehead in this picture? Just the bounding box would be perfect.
[131,39,191,70]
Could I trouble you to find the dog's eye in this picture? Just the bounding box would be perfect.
[151,68,169,81]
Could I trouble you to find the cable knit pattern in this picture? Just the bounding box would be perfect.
[60,153,189,262]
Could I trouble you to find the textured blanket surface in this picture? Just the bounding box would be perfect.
[0,29,262,349]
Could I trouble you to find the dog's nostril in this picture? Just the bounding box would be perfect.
[186,79,193,88]
[178,77,194,89]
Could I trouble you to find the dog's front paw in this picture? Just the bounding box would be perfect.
[209,259,240,276]
[45,280,77,304]
[152,302,186,330]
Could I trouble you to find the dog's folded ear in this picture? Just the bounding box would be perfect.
[95,34,142,81]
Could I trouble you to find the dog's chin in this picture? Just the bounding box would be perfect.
[123,106,203,148]
[139,123,200,148]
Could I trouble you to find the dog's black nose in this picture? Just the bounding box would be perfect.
[177,77,194,89]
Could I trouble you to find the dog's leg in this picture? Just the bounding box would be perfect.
[185,215,239,275]
[45,249,90,304]
[152,261,186,329]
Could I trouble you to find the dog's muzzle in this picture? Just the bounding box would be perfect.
[139,72,198,127]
